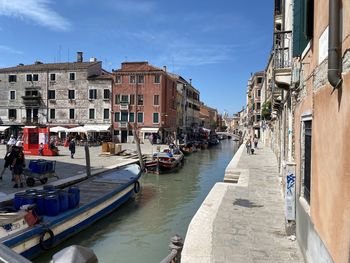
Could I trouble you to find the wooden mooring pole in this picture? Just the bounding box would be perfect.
[133,127,145,171]
[84,142,91,177]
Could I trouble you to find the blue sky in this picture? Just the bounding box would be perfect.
[0,0,273,115]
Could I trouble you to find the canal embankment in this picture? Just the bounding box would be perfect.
[181,144,305,263]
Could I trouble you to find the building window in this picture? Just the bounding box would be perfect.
[8,109,17,119]
[121,95,129,103]
[104,109,109,119]
[115,94,120,104]
[68,90,75,99]
[69,72,76,81]
[154,95,159,105]
[153,113,159,124]
[10,90,15,100]
[154,74,160,83]
[257,77,262,84]
[8,75,17,83]
[103,89,110,99]
[89,109,95,119]
[121,112,128,122]
[137,112,143,123]
[129,112,135,122]
[48,90,55,99]
[33,74,38,81]
[137,95,144,105]
[26,74,39,81]
[256,115,261,122]
[89,89,97,100]
[130,94,135,105]
[26,74,32,82]
[50,109,55,119]
[256,102,261,110]
[137,75,144,84]
[302,119,312,204]
[114,112,120,122]
[257,90,261,97]
[114,130,119,135]
[50,73,56,81]
[115,75,122,84]
[129,75,136,84]
[69,109,75,119]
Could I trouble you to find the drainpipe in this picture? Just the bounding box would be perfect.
[328,0,342,89]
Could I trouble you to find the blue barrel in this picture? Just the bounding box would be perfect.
[25,189,37,194]
[68,187,80,208]
[68,193,76,209]
[43,185,55,191]
[14,192,26,210]
[58,190,69,212]
[23,193,37,206]
[36,194,45,215]
[44,194,59,216]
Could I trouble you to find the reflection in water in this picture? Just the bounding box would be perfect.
[35,140,238,263]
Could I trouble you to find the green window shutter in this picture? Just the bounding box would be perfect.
[293,0,312,57]
[115,112,120,122]
[153,113,159,123]
[137,112,143,123]
[129,112,135,122]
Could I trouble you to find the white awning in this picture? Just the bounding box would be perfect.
[66,126,86,133]
[0,126,10,132]
[84,125,110,132]
[50,126,68,133]
[23,126,37,129]
[140,127,159,133]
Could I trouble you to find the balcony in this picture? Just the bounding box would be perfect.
[119,121,128,128]
[274,31,292,89]
[120,103,129,111]
[22,88,42,106]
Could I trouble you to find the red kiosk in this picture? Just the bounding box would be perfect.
[22,127,59,156]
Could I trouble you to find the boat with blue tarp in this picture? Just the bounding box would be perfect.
[0,164,141,259]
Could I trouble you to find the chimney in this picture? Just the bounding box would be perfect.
[163,66,167,72]
[77,52,83,63]
[89,57,97,62]
[189,78,192,85]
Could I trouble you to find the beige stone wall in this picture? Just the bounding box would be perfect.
[294,0,350,261]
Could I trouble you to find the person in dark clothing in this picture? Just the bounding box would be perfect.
[11,141,25,188]
[69,139,76,159]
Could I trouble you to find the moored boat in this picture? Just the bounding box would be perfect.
[0,164,142,260]
[145,150,184,174]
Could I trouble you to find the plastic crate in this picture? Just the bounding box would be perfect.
[29,160,47,174]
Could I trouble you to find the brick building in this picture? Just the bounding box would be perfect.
[112,62,178,143]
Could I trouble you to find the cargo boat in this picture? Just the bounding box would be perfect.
[0,164,141,259]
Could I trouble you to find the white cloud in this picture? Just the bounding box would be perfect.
[0,45,23,54]
[0,0,71,31]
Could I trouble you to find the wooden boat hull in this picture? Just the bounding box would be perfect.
[145,153,184,174]
[1,164,142,260]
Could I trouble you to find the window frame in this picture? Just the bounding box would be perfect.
[103,89,110,100]
[69,72,76,81]
[153,95,159,106]
[129,75,136,84]
[48,90,56,100]
[89,89,97,100]
[69,109,75,119]
[129,112,135,122]
[89,108,95,119]
[50,73,56,81]
[137,94,144,105]
[68,89,75,100]
[153,112,159,124]
[154,74,160,84]
[115,75,122,84]
[9,90,16,100]
[50,109,55,119]
[8,75,17,83]
[114,112,120,122]
[103,109,109,120]
[137,75,144,84]
[137,112,143,123]
[8,109,17,119]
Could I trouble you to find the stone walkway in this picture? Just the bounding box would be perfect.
[182,145,304,263]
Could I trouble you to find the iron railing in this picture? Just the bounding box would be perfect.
[160,235,183,263]
[274,31,292,69]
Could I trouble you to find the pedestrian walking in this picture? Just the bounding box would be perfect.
[11,141,25,188]
[38,143,44,156]
[254,136,258,149]
[69,139,76,159]
[7,134,16,152]
[245,139,252,154]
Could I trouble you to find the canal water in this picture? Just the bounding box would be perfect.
[35,139,238,263]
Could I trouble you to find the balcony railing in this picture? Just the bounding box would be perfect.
[119,121,128,128]
[274,31,292,69]
[120,103,129,111]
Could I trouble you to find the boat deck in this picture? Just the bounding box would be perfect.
[73,168,138,206]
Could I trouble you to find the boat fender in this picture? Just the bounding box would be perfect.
[39,228,55,250]
[134,181,141,194]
